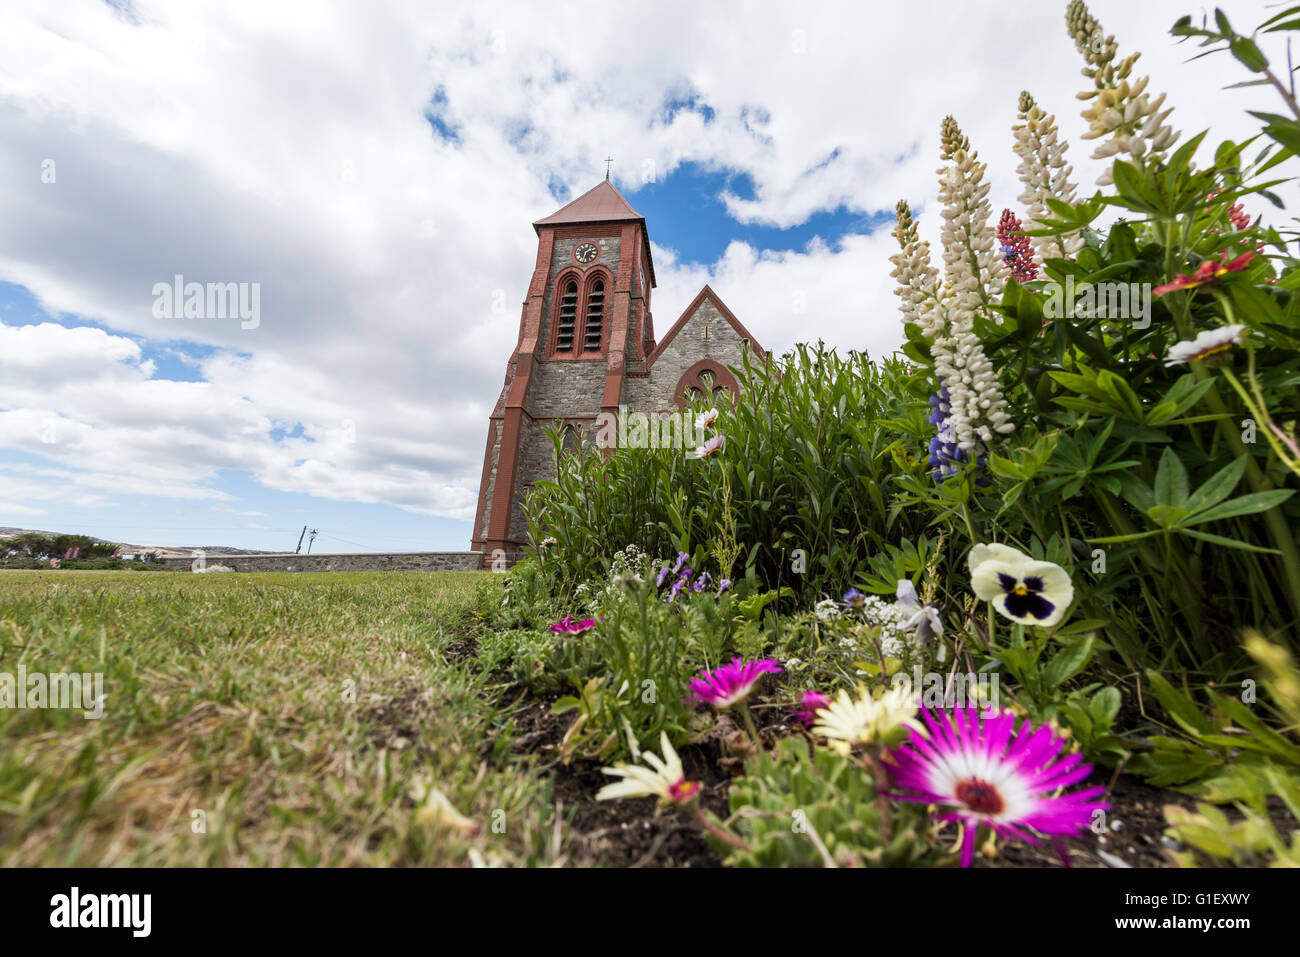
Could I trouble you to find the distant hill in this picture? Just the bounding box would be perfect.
[0,527,277,557]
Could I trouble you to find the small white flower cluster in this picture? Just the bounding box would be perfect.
[839,596,914,662]
[574,544,650,613]
[813,598,843,622]
[1013,92,1084,262]
[1067,0,1178,185]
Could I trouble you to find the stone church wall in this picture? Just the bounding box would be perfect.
[624,298,752,411]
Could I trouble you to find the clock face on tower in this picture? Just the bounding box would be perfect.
[573,241,599,265]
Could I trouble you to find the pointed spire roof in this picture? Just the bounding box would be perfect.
[533,179,645,230]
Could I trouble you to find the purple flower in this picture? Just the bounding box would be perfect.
[656,566,672,587]
[550,615,598,635]
[672,552,690,574]
[886,706,1109,867]
[692,435,725,459]
[692,571,713,593]
[685,657,783,710]
[790,689,831,727]
[843,588,866,611]
[715,578,732,597]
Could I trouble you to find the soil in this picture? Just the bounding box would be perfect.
[497,679,1235,868]
[455,623,1267,868]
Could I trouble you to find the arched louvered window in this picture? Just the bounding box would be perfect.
[555,280,578,353]
[583,279,605,352]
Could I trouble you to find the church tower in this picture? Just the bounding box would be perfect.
[471,178,765,564]
[471,178,657,562]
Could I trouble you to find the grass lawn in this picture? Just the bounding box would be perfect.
[0,570,566,866]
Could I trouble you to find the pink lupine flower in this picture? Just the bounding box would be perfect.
[996,209,1038,283]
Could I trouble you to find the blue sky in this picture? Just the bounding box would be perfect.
[0,155,878,551]
[0,0,1275,553]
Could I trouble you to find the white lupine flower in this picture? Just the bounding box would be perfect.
[1013,92,1084,261]
[889,201,944,339]
[1066,1,1178,186]
[888,123,1015,460]
[937,117,1004,316]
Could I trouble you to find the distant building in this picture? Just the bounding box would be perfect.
[472,178,765,562]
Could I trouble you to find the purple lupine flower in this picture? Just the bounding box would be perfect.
[685,657,783,710]
[928,384,968,482]
[886,706,1109,867]
[691,571,713,593]
[715,578,732,597]
[673,552,690,574]
[656,566,672,587]
[790,689,831,727]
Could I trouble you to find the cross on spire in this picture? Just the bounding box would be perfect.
[604,156,614,180]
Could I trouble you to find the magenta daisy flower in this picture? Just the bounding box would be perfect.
[550,615,598,635]
[885,706,1108,867]
[685,656,783,710]
[790,689,831,727]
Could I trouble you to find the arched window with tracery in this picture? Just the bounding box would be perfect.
[674,359,740,410]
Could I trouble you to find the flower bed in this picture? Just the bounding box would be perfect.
[482,2,1300,868]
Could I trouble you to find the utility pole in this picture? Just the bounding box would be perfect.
[307,529,318,554]
[295,525,307,554]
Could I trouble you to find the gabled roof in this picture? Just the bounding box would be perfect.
[533,179,644,228]
[648,285,765,367]
[534,179,656,287]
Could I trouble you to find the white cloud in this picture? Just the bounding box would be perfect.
[0,0,1283,524]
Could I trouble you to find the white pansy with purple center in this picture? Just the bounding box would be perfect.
[969,543,1073,628]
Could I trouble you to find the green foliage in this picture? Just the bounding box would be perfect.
[551,580,737,761]
[2,533,119,562]
[1137,631,1300,866]
[720,736,949,867]
[525,345,930,601]
[991,623,1128,764]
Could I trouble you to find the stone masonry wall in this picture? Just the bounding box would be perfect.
[154,552,484,572]
[624,298,751,411]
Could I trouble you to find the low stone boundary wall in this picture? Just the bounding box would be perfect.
[154,551,485,573]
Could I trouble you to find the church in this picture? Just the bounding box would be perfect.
[471,177,765,561]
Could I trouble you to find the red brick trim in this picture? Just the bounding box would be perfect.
[547,266,612,359]
[673,358,741,411]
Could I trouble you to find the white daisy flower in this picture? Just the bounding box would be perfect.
[596,732,701,805]
[1164,324,1247,367]
[811,684,920,753]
